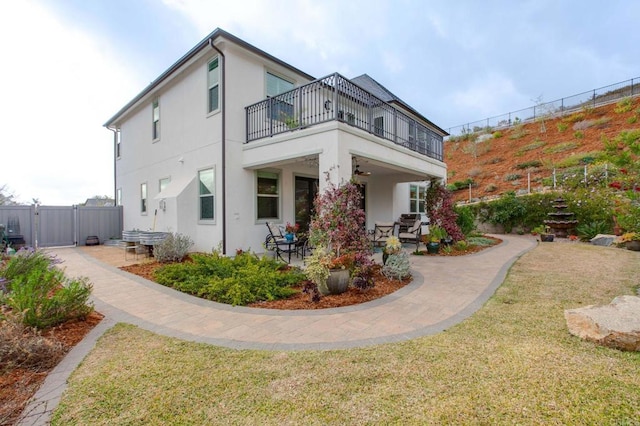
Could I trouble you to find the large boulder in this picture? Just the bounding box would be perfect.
[589,234,616,246]
[565,296,640,351]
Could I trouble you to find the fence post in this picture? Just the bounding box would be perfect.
[528,172,531,194]
[584,165,588,187]
[553,169,556,189]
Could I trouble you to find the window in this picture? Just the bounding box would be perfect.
[266,72,294,97]
[409,184,426,214]
[257,171,279,220]
[116,188,122,206]
[198,168,214,220]
[115,129,121,158]
[140,183,147,214]
[159,177,170,192]
[152,99,160,140]
[266,72,294,121]
[374,116,384,136]
[208,58,219,113]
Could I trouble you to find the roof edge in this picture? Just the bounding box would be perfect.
[104,28,316,128]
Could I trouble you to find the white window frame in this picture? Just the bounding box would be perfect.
[198,167,215,222]
[207,57,220,114]
[256,170,280,221]
[159,177,171,192]
[140,182,148,215]
[152,99,160,141]
[409,184,426,214]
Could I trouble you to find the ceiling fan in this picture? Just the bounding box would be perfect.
[353,159,371,176]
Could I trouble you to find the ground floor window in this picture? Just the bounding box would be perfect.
[257,171,279,220]
[410,184,426,214]
[198,168,215,220]
[116,188,122,206]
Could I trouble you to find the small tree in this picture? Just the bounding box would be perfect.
[426,180,464,242]
[0,185,18,206]
[309,176,371,256]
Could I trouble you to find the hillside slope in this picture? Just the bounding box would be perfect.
[444,97,640,202]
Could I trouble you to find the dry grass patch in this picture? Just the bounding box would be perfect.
[52,244,640,425]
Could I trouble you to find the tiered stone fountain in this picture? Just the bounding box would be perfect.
[544,197,578,238]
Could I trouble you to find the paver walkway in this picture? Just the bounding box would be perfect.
[57,234,535,350]
[19,235,536,425]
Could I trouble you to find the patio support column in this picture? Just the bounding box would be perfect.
[318,144,352,192]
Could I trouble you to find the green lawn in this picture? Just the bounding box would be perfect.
[53,243,640,425]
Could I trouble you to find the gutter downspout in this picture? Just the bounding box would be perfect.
[107,127,118,204]
[209,38,227,255]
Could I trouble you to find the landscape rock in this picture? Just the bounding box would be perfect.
[565,295,640,351]
[589,234,616,246]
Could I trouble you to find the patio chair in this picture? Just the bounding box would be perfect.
[398,219,422,251]
[371,222,396,247]
[265,222,296,263]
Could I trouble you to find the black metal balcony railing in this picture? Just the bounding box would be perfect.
[245,73,444,162]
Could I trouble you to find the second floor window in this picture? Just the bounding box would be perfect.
[115,129,121,158]
[152,99,160,140]
[266,72,294,121]
[208,58,219,113]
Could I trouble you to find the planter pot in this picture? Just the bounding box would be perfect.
[626,240,640,251]
[426,241,440,254]
[318,269,350,295]
[285,233,295,242]
[540,233,555,242]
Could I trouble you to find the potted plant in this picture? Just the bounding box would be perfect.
[540,225,554,242]
[284,222,299,241]
[426,225,446,254]
[306,174,373,294]
[619,232,640,251]
[304,246,353,295]
[382,235,401,265]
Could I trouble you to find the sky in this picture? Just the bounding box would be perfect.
[1,0,639,205]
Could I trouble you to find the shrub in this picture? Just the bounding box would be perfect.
[484,184,498,192]
[382,251,410,280]
[574,130,584,139]
[454,205,476,237]
[0,312,65,373]
[467,236,498,246]
[153,232,194,263]
[504,173,522,182]
[492,131,503,138]
[482,192,526,233]
[614,97,634,114]
[154,251,304,306]
[576,221,610,241]
[543,142,578,154]
[0,249,93,329]
[515,160,543,170]
[556,122,568,132]
[516,140,546,155]
[426,181,464,242]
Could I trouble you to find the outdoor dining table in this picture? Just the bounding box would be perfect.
[274,237,298,263]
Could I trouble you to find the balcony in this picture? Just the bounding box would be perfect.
[245,73,444,162]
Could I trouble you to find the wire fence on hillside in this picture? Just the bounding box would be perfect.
[454,162,639,205]
[446,77,640,139]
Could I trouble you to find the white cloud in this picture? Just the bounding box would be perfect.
[0,0,141,205]
[446,73,527,125]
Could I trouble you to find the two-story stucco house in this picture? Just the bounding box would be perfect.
[104,28,448,254]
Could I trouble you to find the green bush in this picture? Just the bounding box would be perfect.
[515,160,543,170]
[576,221,610,241]
[454,205,476,237]
[556,122,568,132]
[480,192,527,233]
[154,251,304,306]
[504,173,522,182]
[0,249,93,329]
[614,97,634,114]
